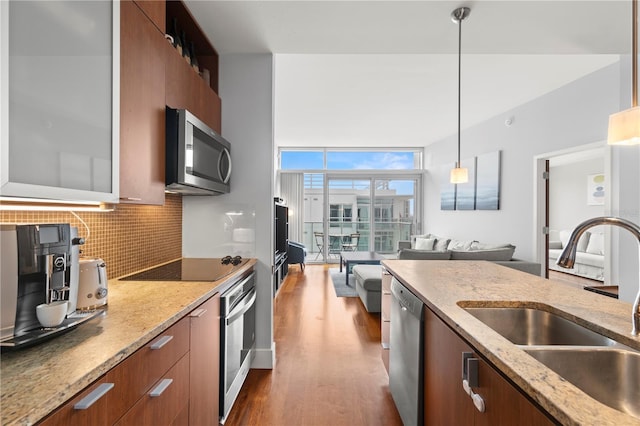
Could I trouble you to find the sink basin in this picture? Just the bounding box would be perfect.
[525,347,640,420]
[463,306,616,346]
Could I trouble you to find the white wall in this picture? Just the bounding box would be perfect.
[424,62,621,262]
[425,59,640,304]
[549,157,605,232]
[183,54,276,368]
[609,54,640,302]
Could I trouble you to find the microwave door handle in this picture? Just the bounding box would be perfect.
[219,148,232,184]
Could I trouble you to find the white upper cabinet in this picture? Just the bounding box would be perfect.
[0,1,119,203]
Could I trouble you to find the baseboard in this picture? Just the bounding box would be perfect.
[251,342,276,369]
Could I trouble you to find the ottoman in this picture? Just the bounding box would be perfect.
[352,264,383,313]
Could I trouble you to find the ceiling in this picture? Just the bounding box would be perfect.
[185,1,631,55]
[184,1,632,147]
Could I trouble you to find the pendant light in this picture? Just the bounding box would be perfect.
[607,0,640,145]
[450,7,471,183]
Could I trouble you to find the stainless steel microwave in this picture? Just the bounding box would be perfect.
[165,107,232,195]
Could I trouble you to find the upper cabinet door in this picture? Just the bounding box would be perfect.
[0,1,119,203]
[119,0,166,205]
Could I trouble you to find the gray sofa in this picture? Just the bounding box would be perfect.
[352,234,541,313]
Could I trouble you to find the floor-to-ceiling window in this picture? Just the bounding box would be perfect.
[279,149,423,263]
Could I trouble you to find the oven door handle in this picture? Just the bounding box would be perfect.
[226,288,257,324]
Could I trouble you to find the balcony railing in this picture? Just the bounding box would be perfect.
[302,220,412,262]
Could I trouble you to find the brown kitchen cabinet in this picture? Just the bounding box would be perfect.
[120,0,167,205]
[380,267,391,373]
[165,0,221,133]
[133,0,166,32]
[424,308,554,425]
[38,376,112,426]
[189,293,221,425]
[115,354,190,426]
[38,314,191,426]
[165,42,221,133]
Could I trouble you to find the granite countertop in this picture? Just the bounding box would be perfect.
[382,259,640,426]
[0,258,257,426]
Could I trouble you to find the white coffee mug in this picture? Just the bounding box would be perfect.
[36,301,68,328]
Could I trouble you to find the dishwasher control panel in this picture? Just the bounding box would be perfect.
[390,278,424,318]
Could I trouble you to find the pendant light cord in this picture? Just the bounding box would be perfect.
[457,16,462,168]
[633,0,637,107]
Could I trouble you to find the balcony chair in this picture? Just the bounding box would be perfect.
[288,241,307,271]
[313,232,325,261]
[341,233,360,251]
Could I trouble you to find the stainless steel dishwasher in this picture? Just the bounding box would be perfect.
[389,277,424,426]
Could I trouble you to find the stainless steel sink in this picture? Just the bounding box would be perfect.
[524,347,640,420]
[463,306,616,346]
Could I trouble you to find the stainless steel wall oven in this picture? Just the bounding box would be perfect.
[220,271,256,422]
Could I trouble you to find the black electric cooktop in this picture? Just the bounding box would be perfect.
[121,257,247,282]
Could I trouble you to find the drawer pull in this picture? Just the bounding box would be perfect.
[73,383,114,410]
[190,308,207,318]
[150,335,173,350]
[149,379,173,397]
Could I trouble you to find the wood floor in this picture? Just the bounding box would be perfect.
[225,265,402,426]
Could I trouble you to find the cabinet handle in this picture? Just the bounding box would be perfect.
[189,308,207,318]
[73,383,114,410]
[150,335,173,350]
[149,379,173,397]
[461,352,478,386]
[472,393,486,413]
[120,197,142,201]
[461,352,485,412]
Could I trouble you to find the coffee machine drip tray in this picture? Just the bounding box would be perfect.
[1,310,104,351]
[121,257,248,282]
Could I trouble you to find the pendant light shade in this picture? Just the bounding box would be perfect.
[608,0,640,145]
[450,7,470,183]
[450,166,469,184]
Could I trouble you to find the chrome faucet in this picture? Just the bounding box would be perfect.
[556,217,640,336]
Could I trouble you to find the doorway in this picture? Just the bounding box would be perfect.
[534,142,611,286]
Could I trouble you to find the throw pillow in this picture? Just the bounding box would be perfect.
[450,245,515,261]
[447,239,475,251]
[586,233,604,255]
[470,242,513,250]
[433,238,450,251]
[409,234,429,248]
[415,237,435,250]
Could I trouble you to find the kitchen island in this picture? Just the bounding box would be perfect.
[382,259,640,425]
[0,258,256,426]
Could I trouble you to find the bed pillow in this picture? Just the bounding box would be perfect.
[586,233,604,255]
[415,237,435,251]
[559,230,571,249]
[576,232,591,253]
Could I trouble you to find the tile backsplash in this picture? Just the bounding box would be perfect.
[0,194,182,279]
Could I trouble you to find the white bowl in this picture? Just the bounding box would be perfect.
[36,301,68,328]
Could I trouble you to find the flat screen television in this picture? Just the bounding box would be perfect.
[275,202,288,258]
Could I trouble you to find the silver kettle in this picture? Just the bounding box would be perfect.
[77,258,108,310]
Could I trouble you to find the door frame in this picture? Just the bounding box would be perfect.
[323,172,422,259]
[533,141,612,283]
